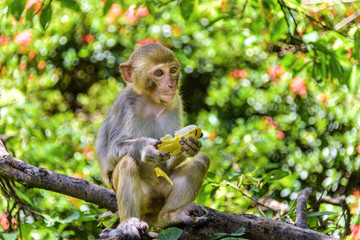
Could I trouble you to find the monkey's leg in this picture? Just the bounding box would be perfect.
[100,156,148,239]
[156,153,210,227]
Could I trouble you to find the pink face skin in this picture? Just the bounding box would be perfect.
[148,61,179,104]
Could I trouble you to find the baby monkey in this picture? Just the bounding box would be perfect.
[96,43,210,239]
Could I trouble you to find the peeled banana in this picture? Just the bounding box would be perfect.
[157,125,202,155]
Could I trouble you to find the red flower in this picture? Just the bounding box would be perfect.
[11,218,17,230]
[276,131,285,140]
[82,147,94,159]
[220,0,227,12]
[38,60,46,69]
[109,3,122,17]
[125,4,149,24]
[29,50,37,62]
[106,3,122,24]
[347,49,352,59]
[135,5,149,18]
[268,65,285,79]
[172,27,182,37]
[208,132,216,141]
[318,92,331,102]
[353,188,360,198]
[350,224,360,240]
[0,36,10,45]
[80,34,95,44]
[19,62,27,70]
[14,30,33,46]
[231,69,248,79]
[290,77,307,96]
[263,115,273,124]
[25,0,41,10]
[137,38,163,47]
[270,121,278,129]
[0,214,9,230]
[356,146,360,154]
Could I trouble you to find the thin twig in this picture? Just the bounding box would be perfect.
[225,181,282,219]
[334,9,360,30]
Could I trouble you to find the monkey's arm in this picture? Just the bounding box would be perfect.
[107,136,170,168]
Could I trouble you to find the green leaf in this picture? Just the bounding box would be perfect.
[180,0,194,20]
[263,169,289,183]
[158,227,183,240]
[270,18,288,42]
[282,7,295,37]
[61,0,80,11]
[14,188,32,205]
[349,65,359,92]
[307,211,338,217]
[25,5,35,23]
[40,3,52,30]
[354,29,360,60]
[8,0,26,20]
[233,227,246,234]
[145,0,156,14]
[226,172,245,178]
[329,55,343,82]
[320,53,327,79]
[104,0,115,15]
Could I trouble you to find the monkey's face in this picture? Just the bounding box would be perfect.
[147,61,180,104]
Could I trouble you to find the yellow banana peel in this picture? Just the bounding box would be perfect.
[157,125,202,155]
[154,167,174,186]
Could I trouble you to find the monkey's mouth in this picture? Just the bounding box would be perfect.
[160,93,176,102]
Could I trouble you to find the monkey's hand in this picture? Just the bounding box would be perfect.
[99,218,149,239]
[179,136,202,157]
[141,138,170,163]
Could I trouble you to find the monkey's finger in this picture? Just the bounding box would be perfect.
[152,140,162,148]
[138,221,149,231]
[188,136,202,148]
[158,152,170,162]
[159,151,170,157]
[180,137,200,151]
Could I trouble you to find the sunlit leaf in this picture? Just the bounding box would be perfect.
[180,0,194,20]
[270,18,287,41]
[61,0,80,11]
[354,29,360,60]
[307,211,338,217]
[349,65,360,92]
[8,0,26,20]
[40,3,52,30]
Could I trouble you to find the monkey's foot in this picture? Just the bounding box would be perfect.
[99,218,149,240]
[183,204,207,219]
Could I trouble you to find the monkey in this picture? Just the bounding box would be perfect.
[95,43,210,239]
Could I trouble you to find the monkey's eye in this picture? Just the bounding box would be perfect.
[154,70,163,76]
[170,67,177,73]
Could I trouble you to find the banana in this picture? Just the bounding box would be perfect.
[157,125,202,155]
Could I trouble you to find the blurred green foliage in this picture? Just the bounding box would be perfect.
[1,0,360,239]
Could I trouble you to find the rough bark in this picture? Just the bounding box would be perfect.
[0,140,117,212]
[295,187,316,229]
[180,208,338,240]
[0,141,339,240]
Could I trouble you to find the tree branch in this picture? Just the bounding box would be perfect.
[0,140,118,212]
[295,187,316,228]
[0,140,339,240]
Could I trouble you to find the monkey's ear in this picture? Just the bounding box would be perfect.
[120,63,133,83]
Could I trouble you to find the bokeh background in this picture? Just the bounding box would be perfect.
[1,0,360,239]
